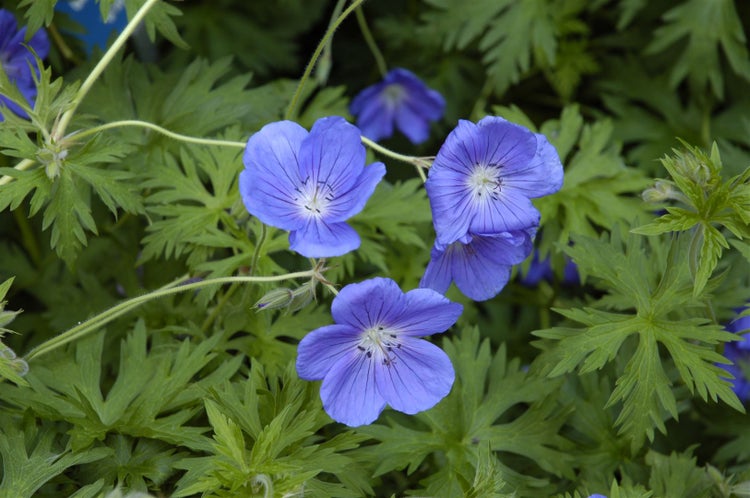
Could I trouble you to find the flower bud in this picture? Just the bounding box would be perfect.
[642,180,675,203]
[0,343,17,360]
[255,287,294,311]
[36,144,68,180]
[10,358,28,376]
[255,283,316,313]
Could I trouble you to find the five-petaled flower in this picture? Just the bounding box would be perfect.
[0,9,49,120]
[420,229,534,301]
[424,116,564,245]
[296,277,462,426]
[721,309,750,401]
[350,68,445,145]
[239,116,386,258]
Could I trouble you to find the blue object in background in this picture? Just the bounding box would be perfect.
[519,249,579,287]
[55,0,128,54]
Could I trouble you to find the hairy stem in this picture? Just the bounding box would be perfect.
[316,0,348,85]
[54,0,161,141]
[355,6,388,77]
[25,270,319,361]
[361,136,430,181]
[285,0,367,120]
[69,120,247,149]
[0,159,36,186]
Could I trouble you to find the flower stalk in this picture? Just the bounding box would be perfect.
[25,269,325,361]
[53,0,161,141]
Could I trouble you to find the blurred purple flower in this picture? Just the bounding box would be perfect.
[239,116,385,258]
[721,310,750,401]
[520,250,579,287]
[588,495,608,498]
[425,117,563,245]
[350,68,445,145]
[296,277,462,426]
[0,9,49,120]
[420,229,534,301]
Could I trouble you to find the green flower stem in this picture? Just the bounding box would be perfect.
[0,159,35,186]
[200,223,270,332]
[316,0,348,85]
[285,0,367,120]
[25,270,319,361]
[53,0,161,141]
[355,6,388,77]
[69,120,247,149]
[250,224,268,275]
[360,136,431,182]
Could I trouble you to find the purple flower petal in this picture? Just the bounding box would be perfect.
[296,324,360,380]
[350,68,445,144]
[241,121,308,230]
[720,309,750,401]
[469,188,541,235]
[330,278,406,330]
[350,88,396,142]
[326,160,385,222]
[0,9,49,121]
[289,219,360,257]
[299,117,367,196]
[239,116,384,257]
[375,337,454,414]
[426,117,562,244]
[503,132,564,198]
[320,352,387,426]
[421,230,534,301]
[393,288,463,336]
[393,76,445,144]
[297,277,461,426]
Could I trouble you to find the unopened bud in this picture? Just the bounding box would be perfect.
[37,144,68,180]
[255,283,316,313]
[642,180,675,203]
[287,283,315,313]
[10,358,28,376]
[255,288,294,311]
[0,344,17,360]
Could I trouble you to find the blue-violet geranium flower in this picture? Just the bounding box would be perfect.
[296,277,463,426]
[0,9,49,120]
[349,68,445,145]
[520,249,580,287]
[420,229,534,301]
[239,116,386,258]
[721,310,750,401]
[424,116,563,245]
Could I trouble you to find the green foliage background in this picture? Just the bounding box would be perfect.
[1,0,750,496]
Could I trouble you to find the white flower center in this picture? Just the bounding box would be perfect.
[382,84,406,109]
[467,163,502,201]
[356,325,401,366]
[294,177,334,218]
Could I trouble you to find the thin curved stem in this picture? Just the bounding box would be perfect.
[250,224,268,275]
[69,120,247,149]
[316,0,348,85]
[360,136,418,164]
[0,159,36,186]
[54,0,161,141]
[355,6,387,77]
[360,136,430,181]
[285,0,367,120]
[25,270,318,361]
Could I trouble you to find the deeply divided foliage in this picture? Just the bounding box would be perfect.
[1,0,750,496]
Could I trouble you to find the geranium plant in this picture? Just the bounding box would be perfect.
[1,1,750,497]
